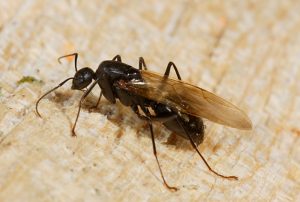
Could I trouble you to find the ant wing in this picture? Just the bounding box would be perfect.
[118,70,252,130]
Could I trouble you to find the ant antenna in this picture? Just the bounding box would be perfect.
[58,53,79,72]
[36,77,74,117]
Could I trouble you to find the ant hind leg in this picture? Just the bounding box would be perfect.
[164,62,182,80]
[181,122,238,180]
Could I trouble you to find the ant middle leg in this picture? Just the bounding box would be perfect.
[164,62,182,80]
[135,106,178,191]
[147,118,178,191]
[88,91,103,112]
[139,57,147,70]
[112,55,122,62]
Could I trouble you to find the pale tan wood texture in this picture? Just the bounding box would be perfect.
[0,1,299,201]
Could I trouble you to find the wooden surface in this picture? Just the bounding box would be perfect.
[0,1,299,201]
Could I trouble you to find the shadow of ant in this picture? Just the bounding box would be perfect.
[49,90,196,152]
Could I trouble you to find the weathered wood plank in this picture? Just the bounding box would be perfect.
[0,1,299,201]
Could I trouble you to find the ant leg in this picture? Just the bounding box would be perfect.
[132,106,178,190]
[89,91,103,111]
[94,91,103,108]
[164,62,182,80]
[58,53,79,72]
[179,121,238,180]
[72,79,99,137]
[112,55,122,62]
[147,119,178,191]
[139,57,147,70]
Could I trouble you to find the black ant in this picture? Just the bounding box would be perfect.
[36,53,252,191]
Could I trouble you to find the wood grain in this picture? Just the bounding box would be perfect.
[0,1,299,201]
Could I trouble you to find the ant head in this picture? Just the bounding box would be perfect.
[72,67,95,90]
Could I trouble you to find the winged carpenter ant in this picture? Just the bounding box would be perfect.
[36,53,252,191]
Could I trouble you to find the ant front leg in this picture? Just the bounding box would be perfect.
[89,54,121,110]
[139,57,147,70]
[164,62,182,80]
[72,79,100,137]
[112,55,122,62]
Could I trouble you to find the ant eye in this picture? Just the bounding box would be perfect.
[71,67,94,90]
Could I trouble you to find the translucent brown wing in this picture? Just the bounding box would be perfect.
[118,70,252,130]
